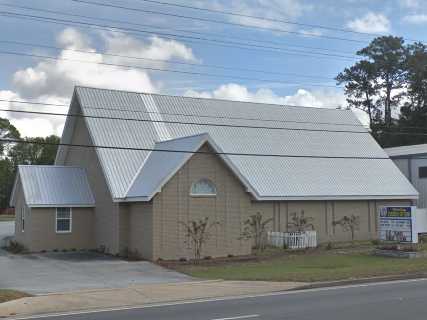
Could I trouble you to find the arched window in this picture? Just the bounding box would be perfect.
[190,179,217,196]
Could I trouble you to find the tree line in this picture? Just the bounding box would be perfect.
[0,119,59,209]
[336,36,427,147]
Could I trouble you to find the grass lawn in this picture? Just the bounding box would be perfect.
[175,249,427,283]
[0,215,15,222]
[0,290,30,304]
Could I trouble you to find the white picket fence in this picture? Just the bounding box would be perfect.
[267,231,317,249]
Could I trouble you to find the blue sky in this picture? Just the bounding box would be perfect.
[0,0,426,136]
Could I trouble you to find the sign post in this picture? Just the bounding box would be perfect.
[378,206,418,244]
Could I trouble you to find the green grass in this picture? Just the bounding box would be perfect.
[176,252,427,282]
[0,289,30,303]
[0,215,15,222]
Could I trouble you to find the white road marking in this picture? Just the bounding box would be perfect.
[10,277,427,320]
[210,315,259,320]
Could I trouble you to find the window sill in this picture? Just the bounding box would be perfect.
[56,231,72,234]
[190,194,217,198]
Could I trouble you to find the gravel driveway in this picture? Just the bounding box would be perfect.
[0,222,192,294]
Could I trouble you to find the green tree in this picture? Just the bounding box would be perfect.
[8,135,60,166]
[239,212,272,252]
[0,118,20,156]
[180,217,220,262]
[0,158,15,208]
[357,36,407,128]
[336,60,379,128]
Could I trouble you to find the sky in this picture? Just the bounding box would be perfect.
[0,0,426,137]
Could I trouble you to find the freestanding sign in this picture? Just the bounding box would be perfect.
[379,206,418,243]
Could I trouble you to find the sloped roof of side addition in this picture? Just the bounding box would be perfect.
[10,165,95,207]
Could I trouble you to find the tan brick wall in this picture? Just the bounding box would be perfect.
[62,115,119,254]
[13,178,30,247]
[150,143,253,260]
[127,141,415,260]
[26,208,95,252]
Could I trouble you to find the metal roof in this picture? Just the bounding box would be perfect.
[11,165,95,207]
[125,133,255,201]
[385,144,427,157]
[71,86,418,201]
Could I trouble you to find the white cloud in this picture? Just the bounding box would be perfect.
[185,83,344,106]
[402,14,427,25]
[202,0,312,30]
[346,12,391,33]
[399,0,420,9]
[3,28,198,137]
[184,83,368,125]
[101,32,199,65]
[300,29,323,37]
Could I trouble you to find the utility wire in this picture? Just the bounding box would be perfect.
[5,99,427,135]
[0,39,335,81]
[0,11,357,61]
[0,107,367,134]
[0,138,391,159]
[0,99,363,128]
[132,0,420,43]
[4,105,427,136]
[0,50,342,88]
[0,3,357,56]
[69,0,368,44]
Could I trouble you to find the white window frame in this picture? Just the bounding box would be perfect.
[55,208,72,234]
[190,178,217,197]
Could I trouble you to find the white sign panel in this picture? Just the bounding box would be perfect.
[379,206,418,243]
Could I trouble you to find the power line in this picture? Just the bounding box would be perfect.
[0,39,335,81]
[0,50,342,88]
[0,11,357,61]
[0,138,390,159]
[0,3,357,56]
[132,0,420,43]
[4,103,427,137]
[0,108,368,134]
[70,0,368,44]
[0,98,362,128]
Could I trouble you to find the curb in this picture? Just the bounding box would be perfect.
[294,273,427,290]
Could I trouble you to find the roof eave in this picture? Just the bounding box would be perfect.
[28,204,96,208]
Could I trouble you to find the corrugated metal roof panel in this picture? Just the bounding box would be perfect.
[17,165,95,207]
[386,144,427,157]
[126,133,209,200]
[75,86,418,200]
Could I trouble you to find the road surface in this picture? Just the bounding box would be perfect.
[13,278,427,320]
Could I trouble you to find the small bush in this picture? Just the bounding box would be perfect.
[419,234,427,243]
[120,247,142,261]
[326,242,333,250]
[179,257,187,262]
[71,248,77,252]
[5,241,27,254]
[371,239,381,246]
[203,256,212,260]
[62,249,68,253]
[227,254,234,258]
[53,249,58,252]
[378,243,420,252]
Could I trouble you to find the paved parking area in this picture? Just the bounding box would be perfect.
[0,222,192,294]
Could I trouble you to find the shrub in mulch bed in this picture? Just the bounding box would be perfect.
[377,243,421,252]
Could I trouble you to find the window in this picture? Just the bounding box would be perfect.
[190,179,217,196]
[419,167,427,179]
[21,207,25,233]
[56,208,72,233]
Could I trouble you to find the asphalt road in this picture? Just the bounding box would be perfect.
[15,278,427,320]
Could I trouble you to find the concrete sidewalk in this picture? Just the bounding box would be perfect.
[0,280,305,318]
